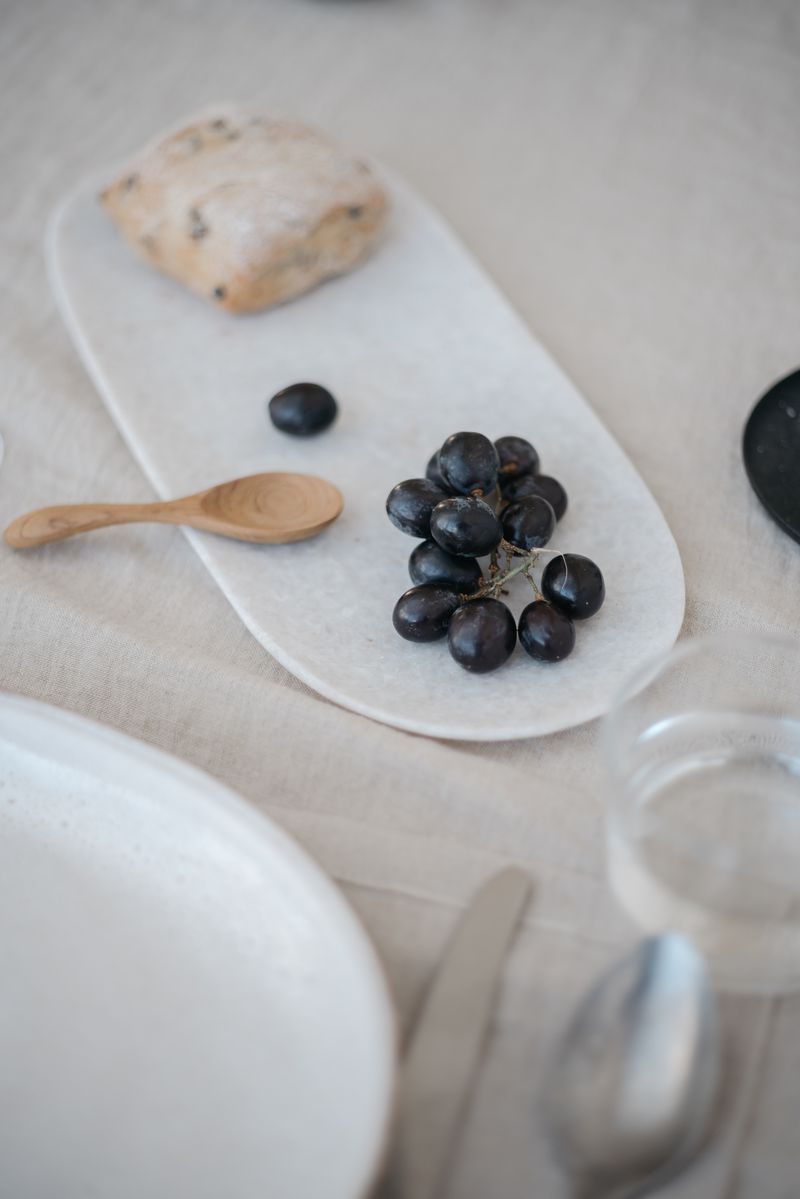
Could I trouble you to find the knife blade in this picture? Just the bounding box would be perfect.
[387,866,533,1199]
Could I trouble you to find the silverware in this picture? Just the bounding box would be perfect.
[387,866,533,1199]
[545,933,720,1199]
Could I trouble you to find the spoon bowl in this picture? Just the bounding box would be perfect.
[4,472,344,548]
[546,934,720,1199]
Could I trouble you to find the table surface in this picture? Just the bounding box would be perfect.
[3,1,800,1195]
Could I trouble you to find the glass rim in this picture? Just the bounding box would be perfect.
[601,628,800,758]
[600,629,800,994]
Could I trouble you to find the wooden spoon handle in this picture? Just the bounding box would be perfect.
[4,501,176,548]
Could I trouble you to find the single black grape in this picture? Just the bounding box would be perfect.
[502,474,568,520]
[430,496,502,557]
[386,478,448,538]
[437,432,499,496]
[541,554,605,619]
[518,601,575,661]
[267,382,337,436]
[501,495,556,551]
[392,585,461,642]
[494,435,540,480]
[425,451,451,492]
[447,599,517,673]
[409,540,483,593]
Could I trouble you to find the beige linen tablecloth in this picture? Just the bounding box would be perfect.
[2,1,800,1194]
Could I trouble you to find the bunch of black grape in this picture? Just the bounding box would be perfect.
[386,432,604,673]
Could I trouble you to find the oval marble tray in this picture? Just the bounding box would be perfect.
[47,167,684,741]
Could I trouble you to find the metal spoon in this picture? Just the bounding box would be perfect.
[545,933,720,1199]
[4,471,343,548]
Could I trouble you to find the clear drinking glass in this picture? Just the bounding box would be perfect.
[603,632,800,994]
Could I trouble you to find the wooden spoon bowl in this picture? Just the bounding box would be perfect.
[4,472,343,549]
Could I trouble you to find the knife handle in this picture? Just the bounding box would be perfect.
[386,866,533,1199]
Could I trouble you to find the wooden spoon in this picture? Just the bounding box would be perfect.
[4,472,343,549]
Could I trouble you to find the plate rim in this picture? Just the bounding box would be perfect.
[0,689,398,1198]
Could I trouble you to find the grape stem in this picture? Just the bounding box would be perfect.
[465,541,566,603]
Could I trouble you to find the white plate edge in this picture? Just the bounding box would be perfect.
[0,688,398,1197]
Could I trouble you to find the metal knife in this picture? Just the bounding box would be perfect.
[386,866,533,1199]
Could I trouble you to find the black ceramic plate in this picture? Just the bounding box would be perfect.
[743,368,800,544]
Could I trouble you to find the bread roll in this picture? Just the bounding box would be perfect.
[100,106,388,313]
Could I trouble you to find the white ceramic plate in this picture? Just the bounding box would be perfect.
[47,167,684,740]
[0,692,395,1199]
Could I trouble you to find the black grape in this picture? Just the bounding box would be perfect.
[392,586,461,642]
[267,382,337,436]
[409,540,482,593]
[437,432,499,496]
[447,599,517,673]
[425,452,450,492]
[541,554,605,619]
[430,496,502,557]
[501,496,556,551]
[502,474,568,520]
[386,478,448,538]
[518,601,575,661]
[494,435,539,480]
